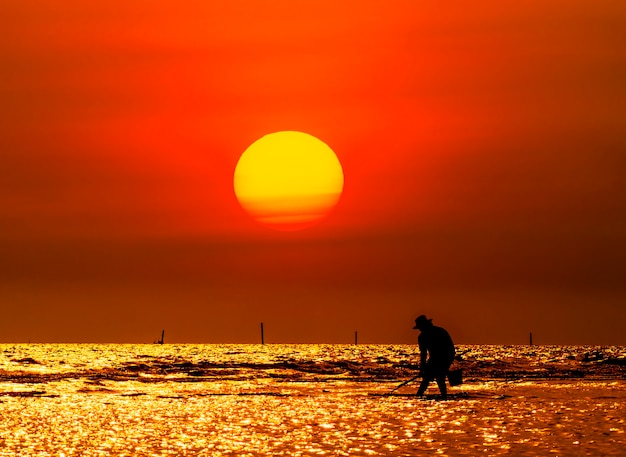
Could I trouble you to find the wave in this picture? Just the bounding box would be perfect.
[1,345,625,385]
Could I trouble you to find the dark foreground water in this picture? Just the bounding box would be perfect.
[1,344,625,456]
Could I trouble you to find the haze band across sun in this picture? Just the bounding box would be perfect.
[234,131,344,231]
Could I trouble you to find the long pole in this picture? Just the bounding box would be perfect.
[260,322,265,345]
[354,331,358,345]
[387,374,422,395]
[529,331,533,346]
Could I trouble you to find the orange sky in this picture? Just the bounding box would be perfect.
[1,1,625,344]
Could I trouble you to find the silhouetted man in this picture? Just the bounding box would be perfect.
[413,315,455,398]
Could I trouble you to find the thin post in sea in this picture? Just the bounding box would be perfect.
[529,331,533,346]
[354,331,358,345]
[260,322,265,345]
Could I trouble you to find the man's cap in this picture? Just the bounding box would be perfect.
[413,315,432,329]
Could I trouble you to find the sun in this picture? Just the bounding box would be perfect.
[234,131,344,230]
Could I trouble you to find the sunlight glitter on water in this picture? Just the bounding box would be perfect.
[0,344,625,456]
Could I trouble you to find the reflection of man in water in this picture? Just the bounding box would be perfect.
[413,315,455,398]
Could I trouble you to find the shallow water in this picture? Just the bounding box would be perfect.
[1,344,625,456]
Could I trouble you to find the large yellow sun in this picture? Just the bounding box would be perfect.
[234,131,344,230]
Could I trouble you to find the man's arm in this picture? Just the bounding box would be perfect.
[418,335,427,371]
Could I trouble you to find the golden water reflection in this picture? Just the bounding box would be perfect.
[2,381,625,455]
[0,344,625,456]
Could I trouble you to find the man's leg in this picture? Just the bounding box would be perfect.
[435,375,447,398]
[436,358,454,398]
[416,365,433,397]
[416,375,430,396]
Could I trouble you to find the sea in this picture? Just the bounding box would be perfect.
[1,344,625,456]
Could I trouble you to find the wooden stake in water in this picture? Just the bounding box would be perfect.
[529,331,533,346]
[354,331,358,345]
[260,322,265,345]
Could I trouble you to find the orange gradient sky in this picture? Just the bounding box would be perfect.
[1,1,625,344]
